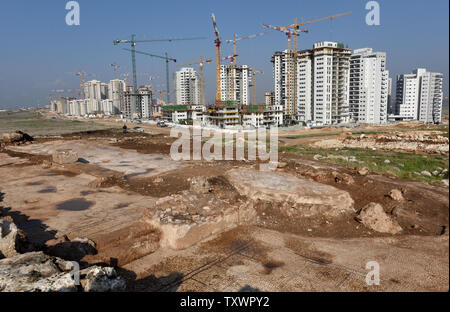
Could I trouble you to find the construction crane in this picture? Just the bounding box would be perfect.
[251,69,264,105]
[262,12,352,122]
[177,56,213,105]
[110,63,120,80]
[225,32,266,102]
[147,75,160,91]
[211,13,222,103]
[122,48,176,105]
[113,35,204,117]
[262,24,308,119]
[66,71,86,99]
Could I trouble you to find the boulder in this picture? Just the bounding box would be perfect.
[52,149,79,165]
[331,171,355,185]
[358,167,369,176]
[0,252,77,292]
[225,168,354,217]
[0,220,20,258]
[80,266,126,292]
[356,203,402,234]
[1,133,23,143]
[0,251,126,292]
[421,171,432,177]
[388,189,404,202]
[46,237,97,262]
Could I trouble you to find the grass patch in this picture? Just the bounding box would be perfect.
[0,111,116,136]
[284,132,341,140]
[280,145,449,185]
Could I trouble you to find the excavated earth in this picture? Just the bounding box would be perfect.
[0,129,448,292]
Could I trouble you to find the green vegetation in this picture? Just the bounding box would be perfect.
[0,110,116,136]
[284,132,341,140]
[280,145,449,185]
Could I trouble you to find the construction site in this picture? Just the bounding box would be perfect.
[0,3,448,296]
[0,108,448,292]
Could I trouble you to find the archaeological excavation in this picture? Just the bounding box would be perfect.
[0,123,448,292]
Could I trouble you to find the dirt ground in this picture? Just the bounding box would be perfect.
[0,123,448,292]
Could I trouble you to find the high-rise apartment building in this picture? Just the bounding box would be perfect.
[173,67,201,105]
[273,42,351,125]
[108,79,126,115]
[395,68,443,123]
[349,48,389,124]
[219,64,251,106]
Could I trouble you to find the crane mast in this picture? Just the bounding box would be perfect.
[211,13,221,103]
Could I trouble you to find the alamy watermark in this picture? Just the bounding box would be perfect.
[365,261,380,285]
[366,1,380,26]
[169,122,279,171]
[65,1,80,26]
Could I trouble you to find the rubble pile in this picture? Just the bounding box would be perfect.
[315,132,449,154]
[0,215,125,292]
[1,131,34,147]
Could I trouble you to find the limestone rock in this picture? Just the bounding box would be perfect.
[225,168,354,217]
[356,203,402,234]
[421,171,432,177]
[80,266,126,292]
[358,167,369,176]
[52,149,79,165]
[0,220,19,258]
[1,133,23,143]
[388,189,404,202]
[331,171,355,185]
[0,252,77,292]
[0,251,126,292]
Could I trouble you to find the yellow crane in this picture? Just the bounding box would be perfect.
[225,32,266,102]
[211,13,222,104]
[251,69,264,105]
[263,11,352,122]
[177,56,213,105]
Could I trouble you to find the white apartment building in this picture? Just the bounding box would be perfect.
[395,68,443,123]
[122,86,153,119]
[220,65,251,106]
[173,67,201,105]
[273,42,351,125]
[138,87,153,119]
[349,48,389,124]
[83,80,108,101]
[108,79,126,115]
[272,51,296,120]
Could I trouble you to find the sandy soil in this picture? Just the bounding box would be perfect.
[0,127,448,292]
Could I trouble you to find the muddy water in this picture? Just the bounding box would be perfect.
[56,199,94,211]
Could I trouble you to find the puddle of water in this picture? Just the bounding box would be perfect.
[39,187,57,193]
[154,157,163,161]
[26,182,43,186]
[124,168,155,179]
[80,191,94,196]
[56,199,94,211]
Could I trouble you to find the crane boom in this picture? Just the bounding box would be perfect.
[114,35,204,117]
[225,32,266,103]
[123,48,176,105]
[281,11,352,30]
[262,11,351,123]
[211,13,222,103]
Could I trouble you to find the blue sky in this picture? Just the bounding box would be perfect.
[0,0,448,109]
